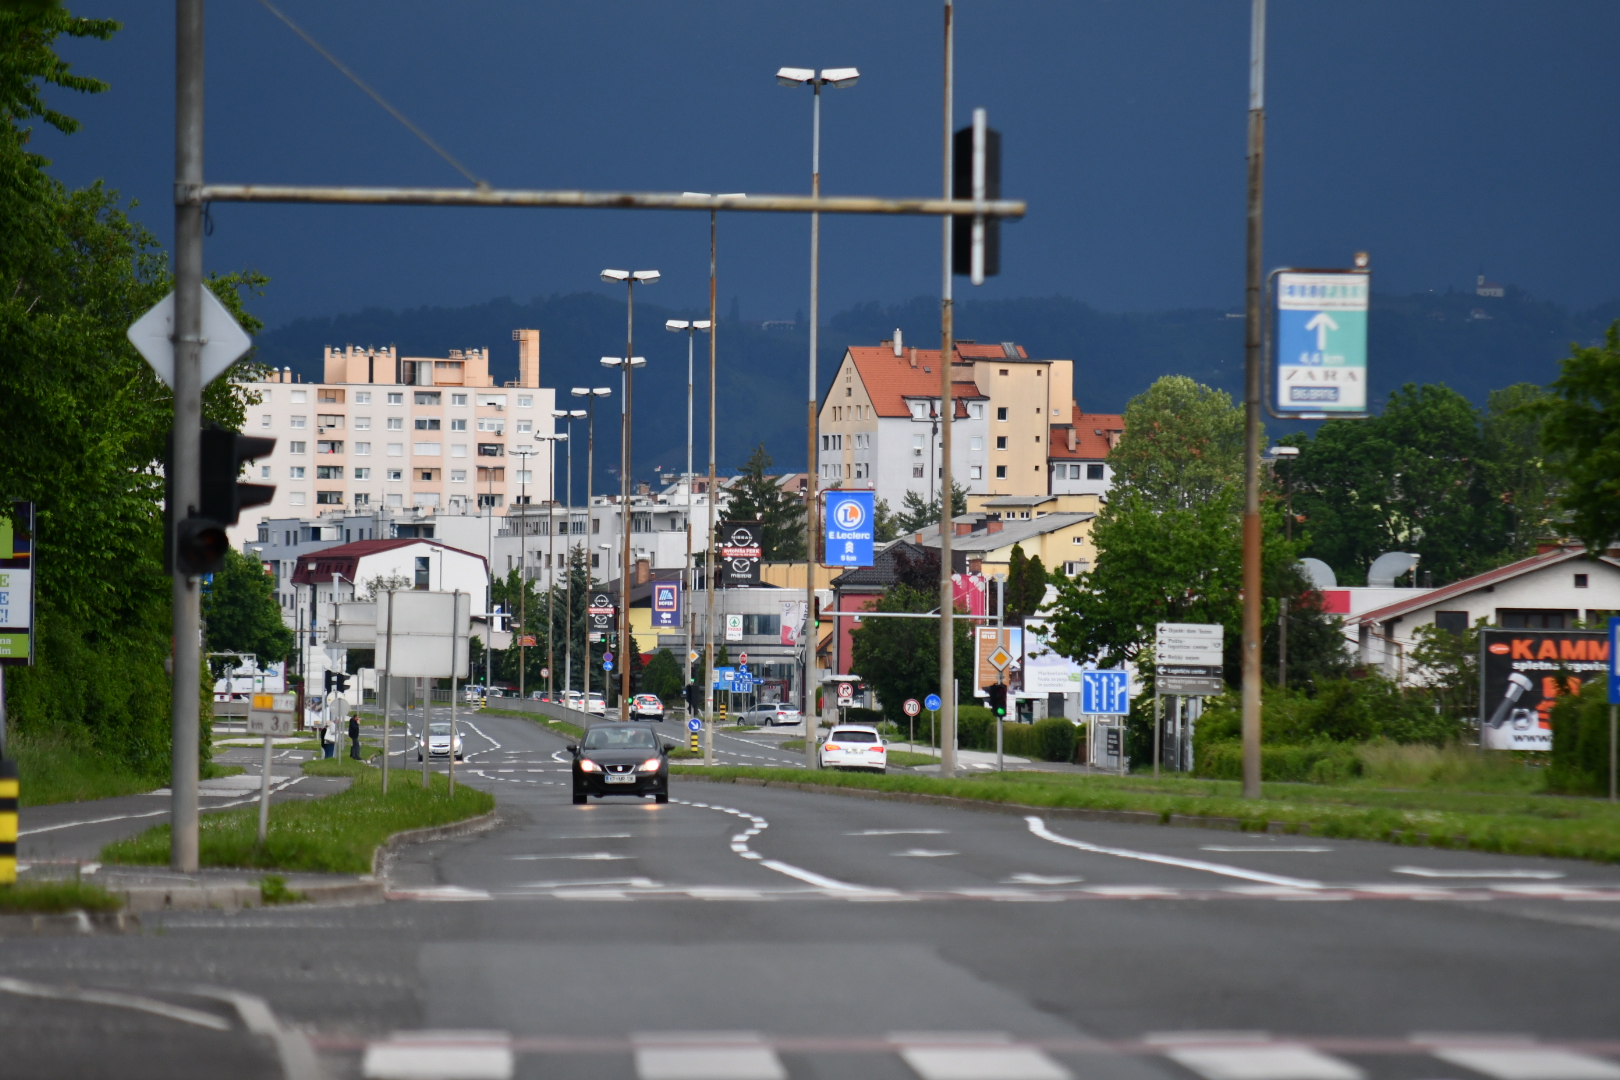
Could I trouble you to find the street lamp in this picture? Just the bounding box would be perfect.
[510,445,538,700]
[1268,443,1301,688]
[571,387,612,712]
[666,318,712,693]
[777,65,859,765]
[533,431,566,703]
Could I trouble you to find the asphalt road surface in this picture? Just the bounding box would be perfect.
[5,710,1620,1080]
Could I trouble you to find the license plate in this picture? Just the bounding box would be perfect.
[604,773,636,784]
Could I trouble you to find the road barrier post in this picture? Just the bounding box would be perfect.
[0,760,15,883]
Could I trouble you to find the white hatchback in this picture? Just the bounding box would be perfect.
[818,725,887,773]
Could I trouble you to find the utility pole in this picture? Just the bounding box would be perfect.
[169,0,205,873]
[1241,0,1267,800]
[937,0,958,779]
[705,210,719,768]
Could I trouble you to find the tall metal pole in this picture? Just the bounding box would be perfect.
[586,395,598,715]
[705,211,718,767]
[801,81,823,768]
[563,419,574,701]
[170,0,205,873]
[546,431,558,703]
[513,446,535,700]
[937,0,958,779]
[1241,0,1267,800]
[621,285,636,720]
[684,327,695,694]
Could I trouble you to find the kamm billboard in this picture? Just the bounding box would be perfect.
[1478,628,1608,751]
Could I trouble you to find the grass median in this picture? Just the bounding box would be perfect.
[477,705,584,741]
[670,764,1620,864]
[100,757,494,874]
[0,880,123,914]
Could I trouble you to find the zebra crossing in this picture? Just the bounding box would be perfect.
[350,1030,1620,1080]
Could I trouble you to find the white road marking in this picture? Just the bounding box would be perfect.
[898,1044,1071,1080]
[850,828,947,836]
[1005,873,1084,885]
[363,1030,514,1080]
[1431,1049,1620,1080]
[0,976,232,1031]
[20,776,304,835]
[633,1033,786,1080]
[387,886,492,902]
[1201,846,1333,853]
[1393,867,1566,879]
[894,849,959,858]
[1165,1045,1364,1080]
[672,797,887,894]
[516,877,660,890]
[1025,817,1324,889]
[508,853,630,861]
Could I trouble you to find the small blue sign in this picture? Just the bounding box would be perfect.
[924,693,942,711]
[688,716,702,732]
[1609,618,1619,706]
[712,666,736,690]
[824,491,875,567]
[1080,669,1130,715]
[602,659,613,671]
[651,581,682,629]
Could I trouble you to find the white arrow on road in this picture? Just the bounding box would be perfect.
[1304,312,1339,351]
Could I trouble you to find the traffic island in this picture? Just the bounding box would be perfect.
[671,765,1620,864]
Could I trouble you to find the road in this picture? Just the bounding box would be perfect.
[4,709,1620,1080]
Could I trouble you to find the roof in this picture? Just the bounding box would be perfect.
[916,512,1095,555]
[979,495,1058,508]
[1354,546,1620,625]
[829,540,966,590]
[1049,407,1124,461]
[289,538,488,586]
[844,347,993,420]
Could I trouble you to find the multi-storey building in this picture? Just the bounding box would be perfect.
[1047,407,1123,498]
[816,334,1076,511]
[232,329,554,550]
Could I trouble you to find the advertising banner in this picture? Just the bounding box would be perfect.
[1479,628,1607,751]
[1274,271,1370,415]
[651,581,682,629]
[0,502,34,665]
[588,592,615,634]
[974,626,1022,697]
[780,601,806,647]
[1023,618,1082,694]
[823,491,875,567]
[719,522,762,586]
[725,613,743,642]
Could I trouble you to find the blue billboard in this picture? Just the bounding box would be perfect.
[650,581,681,629]
[824,490,875,567]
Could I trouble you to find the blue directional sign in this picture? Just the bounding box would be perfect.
[688,716,702,733]
[1080,669,1130,715]
[602,659,613,672]
[711,666,736,690]
[651,581,682,629]
[1609,618,1619,706]
[1275,271,1369,415]
[924,693,942,711]
[824,490,876,567]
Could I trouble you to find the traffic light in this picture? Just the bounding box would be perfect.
[324,670,351,695]
[952,110,1002,282]
[986,682,1008,718]
[166,429,276,575]
[684,683,702,713]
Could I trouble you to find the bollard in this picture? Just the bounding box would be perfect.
[0,760,16,884]
[688,732,699,753]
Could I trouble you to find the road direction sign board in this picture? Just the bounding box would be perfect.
[924,693,942,711]
[1159,675,1225,696]
[1080,670,1130,715]
[688,717,702,733]
[127,286,255,389]
[246,691,297,735]
[987,645,1013,671]
[903,698,921,717]
[1155,623,1223,668]
[1274,270,1369,416]
[1611,618,1620,706]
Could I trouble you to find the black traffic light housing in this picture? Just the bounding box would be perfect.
[986,681,1008,718]
[952,120,1002,279]
[166,429,276,575]
[325,669,351,695]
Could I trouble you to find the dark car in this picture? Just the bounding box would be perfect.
[568,724,669,805]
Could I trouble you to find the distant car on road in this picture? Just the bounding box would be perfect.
[819,725,886,773]
[568,723,669,804]
[563,691,584,710]
[630,694,665,721]
[586,693,606,716]
[417,722,464,762]
[487,686,506,698]
[739,703,802,727]
[464,686,486,705]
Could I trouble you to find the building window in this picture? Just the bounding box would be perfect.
[354,417,371,430]
[450,419,467,431]
[413,442,441,455]
[316,491,343,505]
[995,465,1007,479]
[999,368,1009,376]
[355,391,371,404]
[741,614,780,636]
[1499,610,1575,629]
[591,553,600,568]
[516,420,532,434]
[355,442,371,455]
[415,417,441,430]
[290,416,306,429]
[353,492,370,506]
[353,468,371,480]
[1575,574,1590,588]
[316,465,343,479]
[1433,611,1469,635]
[1063,561,1087,576]
[387,468,403,481]
[387,392,403,405]
[477,418,505,434]
[386,417,403,430]
[415,392,441,406]
[289,491,306,506]
[451,393,467,406]
[415,557,431,589]
[854,463,869,479]
[418,469,440,482]
[477,443,504,457]
[387,443,403,456]
[451,444,467,458]
[289,466,306,479]
[1087,463,1105,480]
[316,440,343,454]
[996,407,1008,421]
[517,395,533,408]
[515,470,533,484]
[970,436,983,451]
[317,388,344,403]
[592,518,600,534]
[261,414,271,427]
[912,465,924,478]
[290,390,307,404]
[450,469,467,483]
[970,466,982,480]
[996,436,1007,450]
[477,394,508,408]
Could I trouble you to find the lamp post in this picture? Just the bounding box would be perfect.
[1269,443,1299,689]
[510,446,538,700]
[777,65,859,766]
[571,386,612,713]
[665,318,712,694]
[556,408,587,704]
[532,433,565,703]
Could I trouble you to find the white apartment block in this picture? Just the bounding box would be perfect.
[232,329,556,550]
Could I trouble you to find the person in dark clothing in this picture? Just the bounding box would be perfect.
[348,713,362,760]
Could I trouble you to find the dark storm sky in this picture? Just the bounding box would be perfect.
[30,1,1620,328]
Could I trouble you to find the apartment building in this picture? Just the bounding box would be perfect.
[816,334,1075,511]
[231,329,555,549]
[1047,407,1123,497]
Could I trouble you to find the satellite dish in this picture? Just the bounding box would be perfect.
[1367,552,1421,588]
[1298,558,1337,591]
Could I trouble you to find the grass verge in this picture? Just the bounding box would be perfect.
[0,880,122,914]
[478,705,584,741]
[670,765,1620,864]
[100,757,494,874]
[11,729,162,806]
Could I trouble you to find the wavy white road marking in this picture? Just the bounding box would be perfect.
[1024,816,1324,889]
[673,798,888,895]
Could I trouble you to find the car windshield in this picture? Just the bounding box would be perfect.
[582,726,659,750]
[831,729,878,743]
[429,723,451,736]
[636,695,659,704]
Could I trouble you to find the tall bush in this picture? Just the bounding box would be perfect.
[1547,679,1616,796]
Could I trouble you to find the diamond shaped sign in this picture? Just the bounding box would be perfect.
[127,286,254,389]
[987,646,1013,671]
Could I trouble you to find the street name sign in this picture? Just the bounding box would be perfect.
[1274,271,1369,416]
[1158,675,1226,696]
[127,286,254,389]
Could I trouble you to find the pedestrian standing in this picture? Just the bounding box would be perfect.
[349,712,361,760]
[323,713,337,758]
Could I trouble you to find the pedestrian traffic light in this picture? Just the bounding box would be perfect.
[684,683,702,713]
[952,109,1002,282]
[165,429,276,575]
[324,670,351,694]
[986,682,1008,718]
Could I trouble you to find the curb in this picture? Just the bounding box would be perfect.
[117,877,387,913]
[372,810,501,877]
[674,774,1311,835]
[0,910,140,936]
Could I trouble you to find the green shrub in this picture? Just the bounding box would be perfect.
[1548,680,1616,795]
[1194,677,1462,751]
[1195,740,1362,782]
[843,707,885,726]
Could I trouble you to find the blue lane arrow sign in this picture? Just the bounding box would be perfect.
[688,716,702,732]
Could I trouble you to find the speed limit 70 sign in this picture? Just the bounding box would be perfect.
[903,698,921,716]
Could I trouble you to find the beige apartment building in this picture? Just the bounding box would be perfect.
[230,329,555,550]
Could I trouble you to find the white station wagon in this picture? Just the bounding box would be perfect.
[818,725,887,773]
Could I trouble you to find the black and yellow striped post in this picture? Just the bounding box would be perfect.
[0,760,16,884]
[718,693,728,725]
[689,731,699,752]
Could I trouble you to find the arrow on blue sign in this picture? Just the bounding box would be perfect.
[688,717,702,732]
[602,659,613,671]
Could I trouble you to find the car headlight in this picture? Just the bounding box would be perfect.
[639,757,662,772]
[578,759,601,773]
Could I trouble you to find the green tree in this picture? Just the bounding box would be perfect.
[894,482,968,535]
[1103,375,1243,509]
[848,582,973,722]
[1003,543,1047,625]
[202,547,293,667]
[1537,323,1620,553]
[1484,382,1560,557]
[725,443,803,560]
[1409,617,1486,727]
[873,498,899,543]
[642,648,683,703]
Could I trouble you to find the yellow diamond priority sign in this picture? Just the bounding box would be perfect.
[987,646,1013,671]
